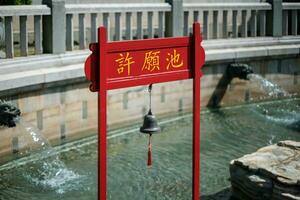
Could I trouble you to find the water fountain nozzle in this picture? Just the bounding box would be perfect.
[227,63,254,80]
[0,102,21,128]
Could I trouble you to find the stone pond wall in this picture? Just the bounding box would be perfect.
[0,55,299,163]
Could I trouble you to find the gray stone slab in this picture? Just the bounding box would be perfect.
[65,3,171,14]
[34,15,42,54]
[165,0,183,37]
[19,16,28,56]
[267,45,300,56]
[205,49,235,62]
[0,70,45,91]
[230,140,300,200]
[282,2,300,10]
[183,2,272,11]
[66,14,74,51]
[235,46,268,59]
[4,16,13,58]
[0,5,50,17]
[0,51,89,74]
[44,64,83,83]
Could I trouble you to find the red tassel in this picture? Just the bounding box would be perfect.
[147,135,152,166]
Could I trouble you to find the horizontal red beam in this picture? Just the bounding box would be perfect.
[107,69,192,90]
[106,37,191,53]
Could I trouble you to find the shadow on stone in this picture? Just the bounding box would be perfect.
[207,72,232,108]
[207,63,253,108]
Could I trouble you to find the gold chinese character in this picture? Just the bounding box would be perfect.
[166,49,183,70]
[142,51,160,72]
[115,52,135,76]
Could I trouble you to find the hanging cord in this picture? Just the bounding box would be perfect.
[147,134,152,166]
[147,84,153,167]
[148,84,152,111]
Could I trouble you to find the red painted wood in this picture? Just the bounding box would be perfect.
[84,22,205,200]
[106,37,191,53]
[105,38,192,90]
[98,27,107,200]
[192,23,205,200]
[107,70,191,90]
[85,43,99,92]
[107,47,190,79]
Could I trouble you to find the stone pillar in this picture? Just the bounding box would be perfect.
[42,0,66,54]
[165,0,183,37]
[266,0,282,37]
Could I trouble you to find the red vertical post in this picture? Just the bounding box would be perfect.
[192,23,202,200]
[98,27,107,200]
[84,23,205,200]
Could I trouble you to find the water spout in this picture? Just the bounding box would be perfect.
[227,63,254,80]
[0,101,20,128]
[207,63,254,107]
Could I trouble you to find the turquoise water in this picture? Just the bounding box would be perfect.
[0,98,299,199]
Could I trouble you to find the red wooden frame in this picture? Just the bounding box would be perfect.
[84,22,205,200]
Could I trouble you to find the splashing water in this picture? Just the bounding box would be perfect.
[246,74,300,130]
[254,99,300,131]
[247,74,289,98]
[2,119,83,194]
[268,135,276,145]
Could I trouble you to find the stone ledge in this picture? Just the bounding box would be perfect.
[203,36,300,50]
[205,44,300,62]
[0,64,83,91]
[0,50,89,75]
[0,39,299,93]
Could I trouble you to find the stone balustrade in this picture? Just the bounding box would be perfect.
[0,5,50,58]
[64,3,171,50]
[183,2,272,39]
[282,3,300,36]
[0,1,299,59]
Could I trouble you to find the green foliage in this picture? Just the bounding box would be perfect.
[0,0,32,5]
[16,0,32,5]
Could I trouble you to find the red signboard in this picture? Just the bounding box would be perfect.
[84,22,205,200]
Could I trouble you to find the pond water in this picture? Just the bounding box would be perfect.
[0,98,299,200]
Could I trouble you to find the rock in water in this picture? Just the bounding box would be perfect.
[230,140,300,200]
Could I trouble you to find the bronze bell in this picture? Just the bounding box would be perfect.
[140,109,160,134]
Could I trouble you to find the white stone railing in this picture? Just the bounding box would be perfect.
[282,3,300,36]
[64,3,171,50]
[183,3,272,39]
[0,1,299,59]
[0,5,50,58]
